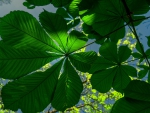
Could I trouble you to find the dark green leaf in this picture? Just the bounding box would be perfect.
[26,0,51,6]
[52,59,83,111]
[124,80,150,102]
[132,52,143,58]
[112,66,131,92]
[100,42,118,62]
[136,42,144,54]
[91,67,117,93]
[121,65,137,77]
[0,11,61,53]
[111,97,150,113]
[56,8,70,19]
[138,69,148,79]
[69,51,97,72]
[52,0,71,7]
[146,36,150,47]
[2,60,63,113]
[67,18,80,31]
[23,2,35,9]
[89,57,116,74]
[118,46,131,63]
[0,41,61,79]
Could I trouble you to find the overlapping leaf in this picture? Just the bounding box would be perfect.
[111,97,150,113]
[0,41,61,79]
[2,60,63,113]
[0,10,96,112]
[79,0,149,42]
[51,0,71,7]
[111,80,150,113]
[0,11,62,53]
[90,42,137,92]
[69,51,97,72]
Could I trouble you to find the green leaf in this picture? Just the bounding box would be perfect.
[112,66,131,92]
[69,51,97,72]
[132,52,143,58]
[146,36,150,47]
[91,67,117,93]
[66,30,87,53]
[146,48,150,57]
[100,42,118,62]
[118,46,131,63]
[0,41,61,79]
[52,59,83,111]
[124,80,150,102]
[39,10,68,53]
[89,57,116,74]
[56,8,70,19]
[52,0,71,7]
[111,98,150,113]
[0,11,61,53]
[68,0,81,18]
[138,69,148,79]
[136,42,144,54]
[126,0,149,15]
[121,65,137,77]
[26,0,51,6]
[23,2,35,9]
[1,59,63,113]
[67,18,80,31]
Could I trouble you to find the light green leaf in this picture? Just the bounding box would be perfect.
[68,0,81,18]
[66,30,87,53]
[0,11,61,53]
[69,51,97,72]
[52,59,83,111]
[0,41,61,79]
[2,60,63,113]
[39,10,68,53]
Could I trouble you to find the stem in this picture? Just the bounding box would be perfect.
[69,22,129,54]
[121,0,150,67]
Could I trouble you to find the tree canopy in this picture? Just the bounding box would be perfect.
[0,0,150,112]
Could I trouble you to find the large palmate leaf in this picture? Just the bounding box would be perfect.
[69,51,97,72]
[80,0,149,42]
[52,59,83,111]
[0,41,61,79]
[111,97,150,113]
[0,11,62,53]
[90,42,136,92]
[124,80,150,102]
[2,60,63,113]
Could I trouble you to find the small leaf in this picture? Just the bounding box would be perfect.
[146,36,150,47]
